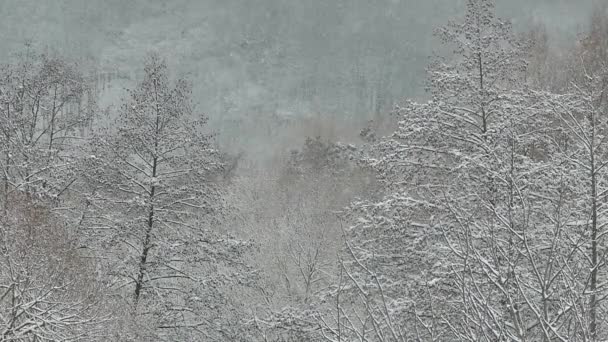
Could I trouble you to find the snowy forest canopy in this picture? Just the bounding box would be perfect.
[3,0,608,341]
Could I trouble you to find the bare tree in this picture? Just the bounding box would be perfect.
[78,54,254,340]
[313,1,601,341]
[0,46,93,210]
[0,195,107,341]
[536,61,608,341]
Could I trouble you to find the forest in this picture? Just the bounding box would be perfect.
[2,0,608,341]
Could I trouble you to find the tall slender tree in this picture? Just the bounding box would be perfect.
[80,54,253,340]
[537,62,608,341]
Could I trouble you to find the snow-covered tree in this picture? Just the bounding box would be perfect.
[0,47,93,210]
[314,1,599,340]
[79,54,254,340]
[533,59,608,341]
[236,136,375,342]
[0,194,107,341]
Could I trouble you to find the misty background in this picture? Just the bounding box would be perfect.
[0,0,596,153]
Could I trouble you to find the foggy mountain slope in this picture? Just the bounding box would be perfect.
[0,0,595,153]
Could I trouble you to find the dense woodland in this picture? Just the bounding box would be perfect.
[3,0,608,341]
